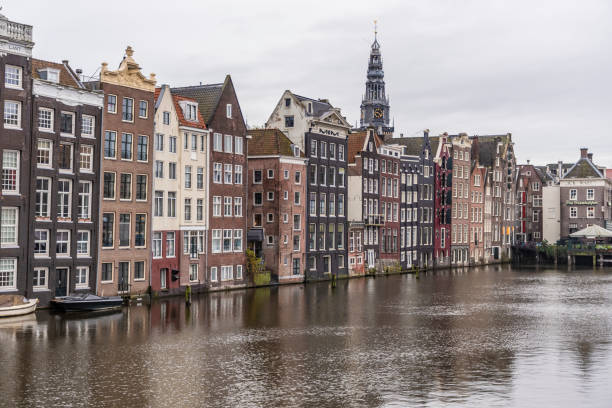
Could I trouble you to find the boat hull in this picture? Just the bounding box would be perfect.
[50,297,123,312]
[0,298,38,318]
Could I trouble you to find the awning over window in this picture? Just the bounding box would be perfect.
[247,228,264,242]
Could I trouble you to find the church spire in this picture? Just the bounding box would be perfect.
[359,22,393,137]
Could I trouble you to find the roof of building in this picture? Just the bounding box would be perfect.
[171,94,206,130]
[389,135,439,156]
[171,82,225,125]
[564,157,603,179]
[31,58,81,88]
[293,93,333,117]
[347,131,367,164]
[247,128,304,157]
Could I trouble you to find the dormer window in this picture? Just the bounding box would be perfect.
[39,68,60,84]
[293,146,300,157]
[185,103,197,121]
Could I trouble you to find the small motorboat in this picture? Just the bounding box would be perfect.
[0,295,38,318]
[50,293,123,312]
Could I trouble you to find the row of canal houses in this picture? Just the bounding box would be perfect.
[0,13,520,306]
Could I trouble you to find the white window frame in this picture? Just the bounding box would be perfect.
[234,136,243,155]
[38,107,54,132]
[76,266,89,289]
[4,65,22,89]
[0,207,18,247]
[56,229,71,258]
[79,144,94,172]
[2,150,19,194]
[34,229,49,257]
[224,134,233,153]
[0,258,17,291]
[234,229,243,252]
[234,197,243,217]
[4,100,21,129]
[33,267,48,290]
[81,115,95,138]
[76,230,90,257]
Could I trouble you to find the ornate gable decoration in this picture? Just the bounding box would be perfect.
[318,109,351,129]
[100,46,156,92]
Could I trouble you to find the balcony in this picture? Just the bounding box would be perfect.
[0,17,33,44]
[365,214,384,226]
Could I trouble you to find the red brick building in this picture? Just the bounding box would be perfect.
[469,166,486,262]
[434,135,452,266]
[172,76,247,289]
[516,163,545,243]
[378,144,402,266]
[247,129,307,282]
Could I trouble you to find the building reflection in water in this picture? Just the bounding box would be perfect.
[2,265,612,407]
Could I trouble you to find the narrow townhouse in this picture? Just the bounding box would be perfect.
[88,46,156,296]
[471,134,517,260]
[247,128,307,283]
[347,127,382,271]
[451,134,472,265]
[469,165,486,263]
[379,143,402,268]
[394,131,435,268]
[151,85,208,295]
[483,171,493,260]
[516,162,546,243]
[266,91,350,280]
[0,13,33,297]
[29,59,103,304]
[433,134,452,267]
[151,85,181,294]
[399,153,420,270]
[172,76,247,289]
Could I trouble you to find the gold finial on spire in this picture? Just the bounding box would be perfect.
[374,19,378,39]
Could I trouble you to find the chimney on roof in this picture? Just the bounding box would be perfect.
[400,133,404,138]
[62,59,69,65]
[76,69,82,81]
[580,147,588,158]
[527,159,530,164]
[588,152,593,161]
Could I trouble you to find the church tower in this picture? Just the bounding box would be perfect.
[360,22,393,137]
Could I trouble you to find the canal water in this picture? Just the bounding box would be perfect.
[1,265,612,407]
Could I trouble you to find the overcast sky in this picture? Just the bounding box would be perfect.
[6,0,611,165]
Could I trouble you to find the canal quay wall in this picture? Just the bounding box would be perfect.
[146,258,513,301]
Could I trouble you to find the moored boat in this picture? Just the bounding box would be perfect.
[0,295,38,318]
[50,293,123,312]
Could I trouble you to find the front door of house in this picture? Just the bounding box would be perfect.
[55,268,68,297]
[160,268,167,289]
[118,262,130,293]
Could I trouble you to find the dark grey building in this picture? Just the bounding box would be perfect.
[394,131,435,268]
[305,128,349,280]
[28,59,104,304]
[0,13,33,297]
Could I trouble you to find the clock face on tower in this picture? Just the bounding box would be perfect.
[374,107,384,119]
